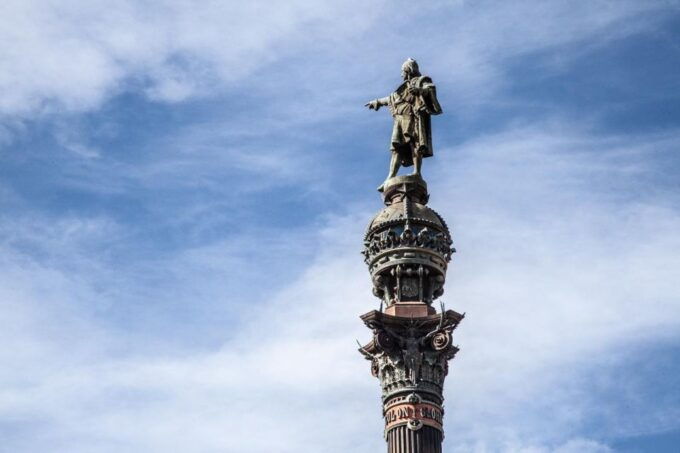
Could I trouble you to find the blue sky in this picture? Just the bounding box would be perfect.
[1,1,679,452]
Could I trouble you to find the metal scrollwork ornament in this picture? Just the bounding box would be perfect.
[431,331,450,351]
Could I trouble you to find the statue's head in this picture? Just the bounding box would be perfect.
[401,58,421,80]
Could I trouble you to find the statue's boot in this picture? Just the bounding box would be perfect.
[412,154,422,176]
[379,153,401,191]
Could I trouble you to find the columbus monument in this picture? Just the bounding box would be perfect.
[359,58,464,452]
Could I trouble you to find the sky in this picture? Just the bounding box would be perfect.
[1,1,679,452]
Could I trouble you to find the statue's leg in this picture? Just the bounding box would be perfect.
[412,148,422,175]
[378,152,400,191]
[388,152,400,179]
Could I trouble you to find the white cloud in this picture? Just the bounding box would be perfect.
[0,1,678,451]
[424,125,680,444]
[0,0,671,123]
[0,0,384,118]
[1,123,679,451]
[452,437,613,453]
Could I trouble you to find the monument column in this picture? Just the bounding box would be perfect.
[360,59,463,453]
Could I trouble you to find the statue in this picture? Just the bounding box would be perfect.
[365,58,442,191]
[384,325,424,384]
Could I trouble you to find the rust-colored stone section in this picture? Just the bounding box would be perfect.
[384,301,435,317]
[384,399,443,433]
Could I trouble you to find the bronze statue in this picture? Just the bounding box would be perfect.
[365,58,442,191]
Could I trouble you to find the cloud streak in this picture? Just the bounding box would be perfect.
[0,0,671,123]
[2,122,679,451]
[0,0,385,118]
[1,1,679,452]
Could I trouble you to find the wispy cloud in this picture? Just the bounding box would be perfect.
[2,122,679,451]
[0,0,671,124]
[1,1,679,452]
[0,0,385,118]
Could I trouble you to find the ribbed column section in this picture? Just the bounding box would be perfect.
[386,426,442,453]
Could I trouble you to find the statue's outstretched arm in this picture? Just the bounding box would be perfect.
[365,96,390,111]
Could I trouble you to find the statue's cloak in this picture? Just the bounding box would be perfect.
[388,76,442,167]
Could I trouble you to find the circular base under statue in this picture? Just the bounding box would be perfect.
[379,174,429,205]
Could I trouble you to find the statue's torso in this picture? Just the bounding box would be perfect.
[390,76,438,117]
[391,79,418,115]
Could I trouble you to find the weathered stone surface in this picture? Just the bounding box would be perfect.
[359,310,463,402]
[362,175,454,311]
[359,308,463,451]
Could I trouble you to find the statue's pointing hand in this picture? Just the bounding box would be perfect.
[365,99,381,111]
